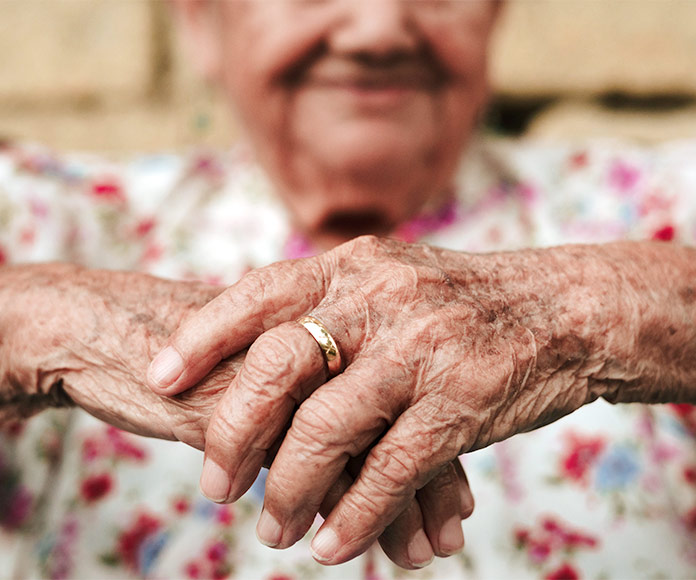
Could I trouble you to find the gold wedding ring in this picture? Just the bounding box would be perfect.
[297,315,343,376]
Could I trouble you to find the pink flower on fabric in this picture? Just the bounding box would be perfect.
[116,512,162,572]
[608,160,642,193]
[684,466,696,485]
[683,507,696,534]
[143,241,164,263]
[81,438,102,463]
[528,540,552,564]
[29,198,49,218]
[545,562,580,580]
[559,434,606,483]
[192,154,225,181]
[393,197,458,243]
[514,515,599,569]
[608,160,641,194]
[134,217,156,238]
[19,226,35,246]
[46,517,79,580]
[81,426,147,464]
[172,496,191,515]
[183,538,233,580]
[107,426,147,462]
[0,420,25,437]
[80,473,114,503]
[206,541,227,563]
[90,178,126,204]
[568,151,589,170]
[185,562,202,579]
[638,190,673,217]
[652,224,675,241]
[0,484,33,531]
[283,231,316,260]
[517,182,538,204]
[216,504,235,525]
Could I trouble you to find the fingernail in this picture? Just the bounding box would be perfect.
[311,527,340,563]
[256,509,283,548]
[439,515,465,556]
[200,458,230,503]
[148,346,184,389]
[408,528,434,568]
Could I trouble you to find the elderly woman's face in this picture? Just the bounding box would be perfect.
[200,0,497,243]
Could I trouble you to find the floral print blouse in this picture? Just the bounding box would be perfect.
[0,137,695,580]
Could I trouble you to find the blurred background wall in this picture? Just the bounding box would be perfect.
[1,0,696,154]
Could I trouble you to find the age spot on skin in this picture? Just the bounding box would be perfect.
[679,286,695,305]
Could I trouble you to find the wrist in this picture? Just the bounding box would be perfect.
[594,242,696,405]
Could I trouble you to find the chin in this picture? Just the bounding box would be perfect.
[319,125,434,177]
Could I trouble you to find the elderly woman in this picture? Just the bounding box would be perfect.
[1,1,695,578]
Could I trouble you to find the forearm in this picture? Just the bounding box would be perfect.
[452,241,696,408]
[586,241,696,405]
[0,263,83,421]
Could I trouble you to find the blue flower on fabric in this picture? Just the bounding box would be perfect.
[193,499,218,519]
[595,445,640,491]
[138,530,169,576]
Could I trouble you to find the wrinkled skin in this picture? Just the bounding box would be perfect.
[0,264,231,444]
[0,262,471,569]
[150,236,696,566]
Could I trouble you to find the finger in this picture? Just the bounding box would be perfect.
[416,461,465,557]
[453,458,475,519]
[199,322,326,503]
[346,454,435,569]
[147,256,328,394]
[376,495,434,569]
[255,361,407,550]
[310,406,461,565]
[309,465,435,570]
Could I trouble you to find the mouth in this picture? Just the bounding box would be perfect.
[308,64,444,92]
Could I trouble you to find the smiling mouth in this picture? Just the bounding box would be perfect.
[307,66,443,92]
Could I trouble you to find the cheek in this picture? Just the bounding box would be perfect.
[217,9,337,152]
[418,8,494,84]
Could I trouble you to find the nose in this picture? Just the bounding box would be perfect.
[330,0,419,58]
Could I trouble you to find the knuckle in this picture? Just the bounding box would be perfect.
[343,488,388,525]
[363,443,421,497]
[206,406,237,449]
[232,269,266,303]
[427,463,459,495]
[346,234,381,255]
[243,330,299,392]
[291,397,348,452]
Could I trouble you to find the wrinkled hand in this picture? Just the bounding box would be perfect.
[0,263,470,569]
[148,235,645,565]
[0,263,234,447]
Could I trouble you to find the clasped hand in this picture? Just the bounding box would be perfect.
[148,236,610,567]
